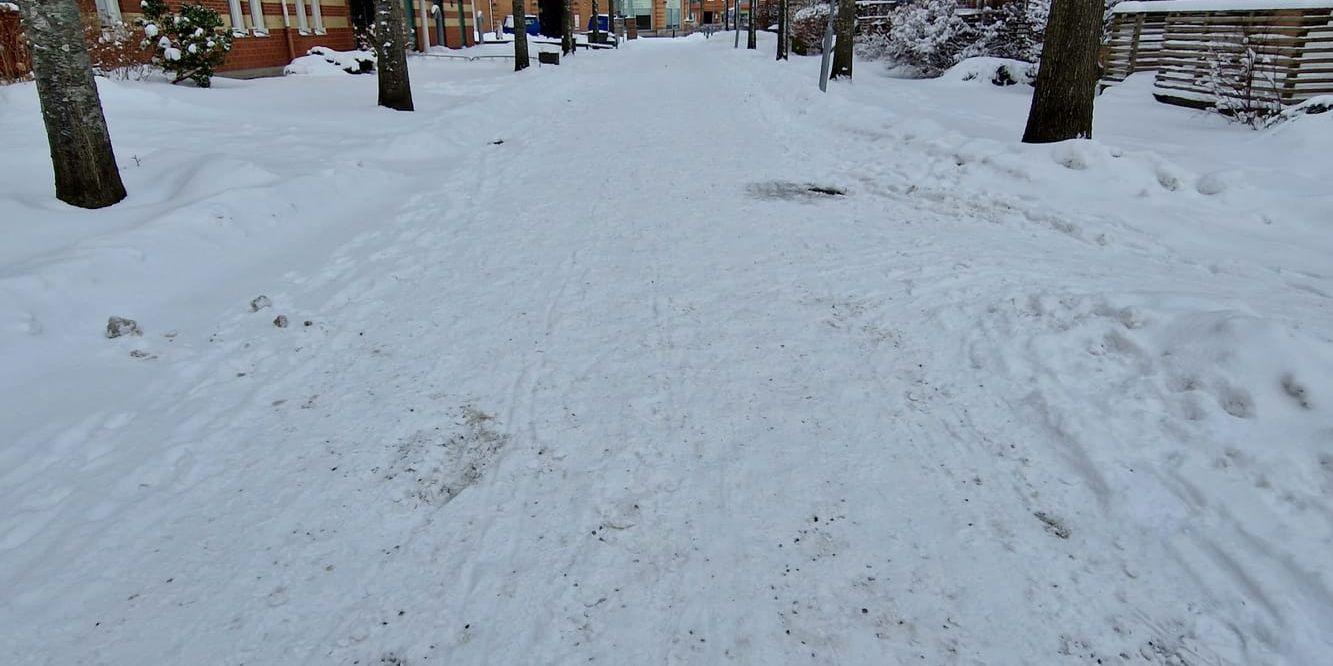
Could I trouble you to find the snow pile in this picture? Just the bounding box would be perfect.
[284,46,376,76]
[942,56,1035,87]
[1277,94,1333,123]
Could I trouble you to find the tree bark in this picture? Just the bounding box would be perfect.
[1022,0,1101,143]
[561,0,573,54]
[18,0,127,209]
[373,0,414,110]
[591,0,600,42]
[746,0,756,48]
[512,0,529,70]
[829,0,853,79]
[775,0,787,60]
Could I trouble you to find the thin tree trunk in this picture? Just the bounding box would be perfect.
[591,0,601,42]
[746,0,756,48]
[775,0,787,60]
[561,0,573,54]
[17,0,127,208]
[1022,0,1101,143]
[374,0,415,109]
[829,0,853,79]
[512,0,529,70]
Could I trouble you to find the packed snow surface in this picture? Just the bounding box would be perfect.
[1,34,1331,665]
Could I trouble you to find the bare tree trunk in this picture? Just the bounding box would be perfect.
[746,0,756,48]
[775,0,788,60]
[1022,0,1101,143]
[373,0,415,110]
[512,0,529,70]
[591,0,601,42]
[18,0,126,209]
[829,0,853,79]
[561,0,573,54]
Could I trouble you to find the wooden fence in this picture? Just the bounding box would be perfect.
[1104,0,1333,108]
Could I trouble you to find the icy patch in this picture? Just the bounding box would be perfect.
[382,406,508,507]
[746,181,847,201]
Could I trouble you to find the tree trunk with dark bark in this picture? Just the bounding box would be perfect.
[1022,0,1101,143]
[775,0,788,60]
[373,0,414,110]
[829,0,853,79]
[591,0,601,42]
[512,0,530,70]
[561,0,573,55]
[746,0,756,48]
[18,0,127,208]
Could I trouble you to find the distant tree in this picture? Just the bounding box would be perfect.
[747,0,757,48]
[512,0,530,70]
[776,0,788,60]
[591,0,602,42]
[16,0,127,208]
[373,0,414,110]
[1022,0,1101,142]
[829,0,853,78]
[561,0,573,54]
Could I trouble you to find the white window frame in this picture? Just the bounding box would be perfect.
[93,0,123,25]
[311,0,325,34]
[294,0,310,34]
[226,0,247,36]
[248,0,269,36]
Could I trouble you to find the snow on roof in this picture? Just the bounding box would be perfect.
[0,2,20,11]
[1115,0,1333,13]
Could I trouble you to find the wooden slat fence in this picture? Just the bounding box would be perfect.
[1104,1,1333,108]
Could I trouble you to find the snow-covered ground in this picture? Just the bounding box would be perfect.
[2,33,1330,665]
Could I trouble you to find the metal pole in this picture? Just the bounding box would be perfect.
[817,0,834,91]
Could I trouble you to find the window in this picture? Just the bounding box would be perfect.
[294,0,309,33]
[248,0,268,35]
[311,0,325,34]
[293,0,327,34]
[226,0,247,35]
[93,0,123,25]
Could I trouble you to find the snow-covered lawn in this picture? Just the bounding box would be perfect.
[1,34,1330,665]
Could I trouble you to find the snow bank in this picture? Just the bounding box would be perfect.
[284,46,376,76]
[941,57,1036,87]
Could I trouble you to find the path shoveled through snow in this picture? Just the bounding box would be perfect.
[2,35,1331,665]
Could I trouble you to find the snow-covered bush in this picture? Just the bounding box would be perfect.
[978,0,1048,63]
[1206,33,1282,130]
[790,3,831,56]
[882,0,1050,76]
[884,0,984,76]
[138,0,232,87]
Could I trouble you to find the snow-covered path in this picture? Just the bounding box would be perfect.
[2,36,1331,665]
